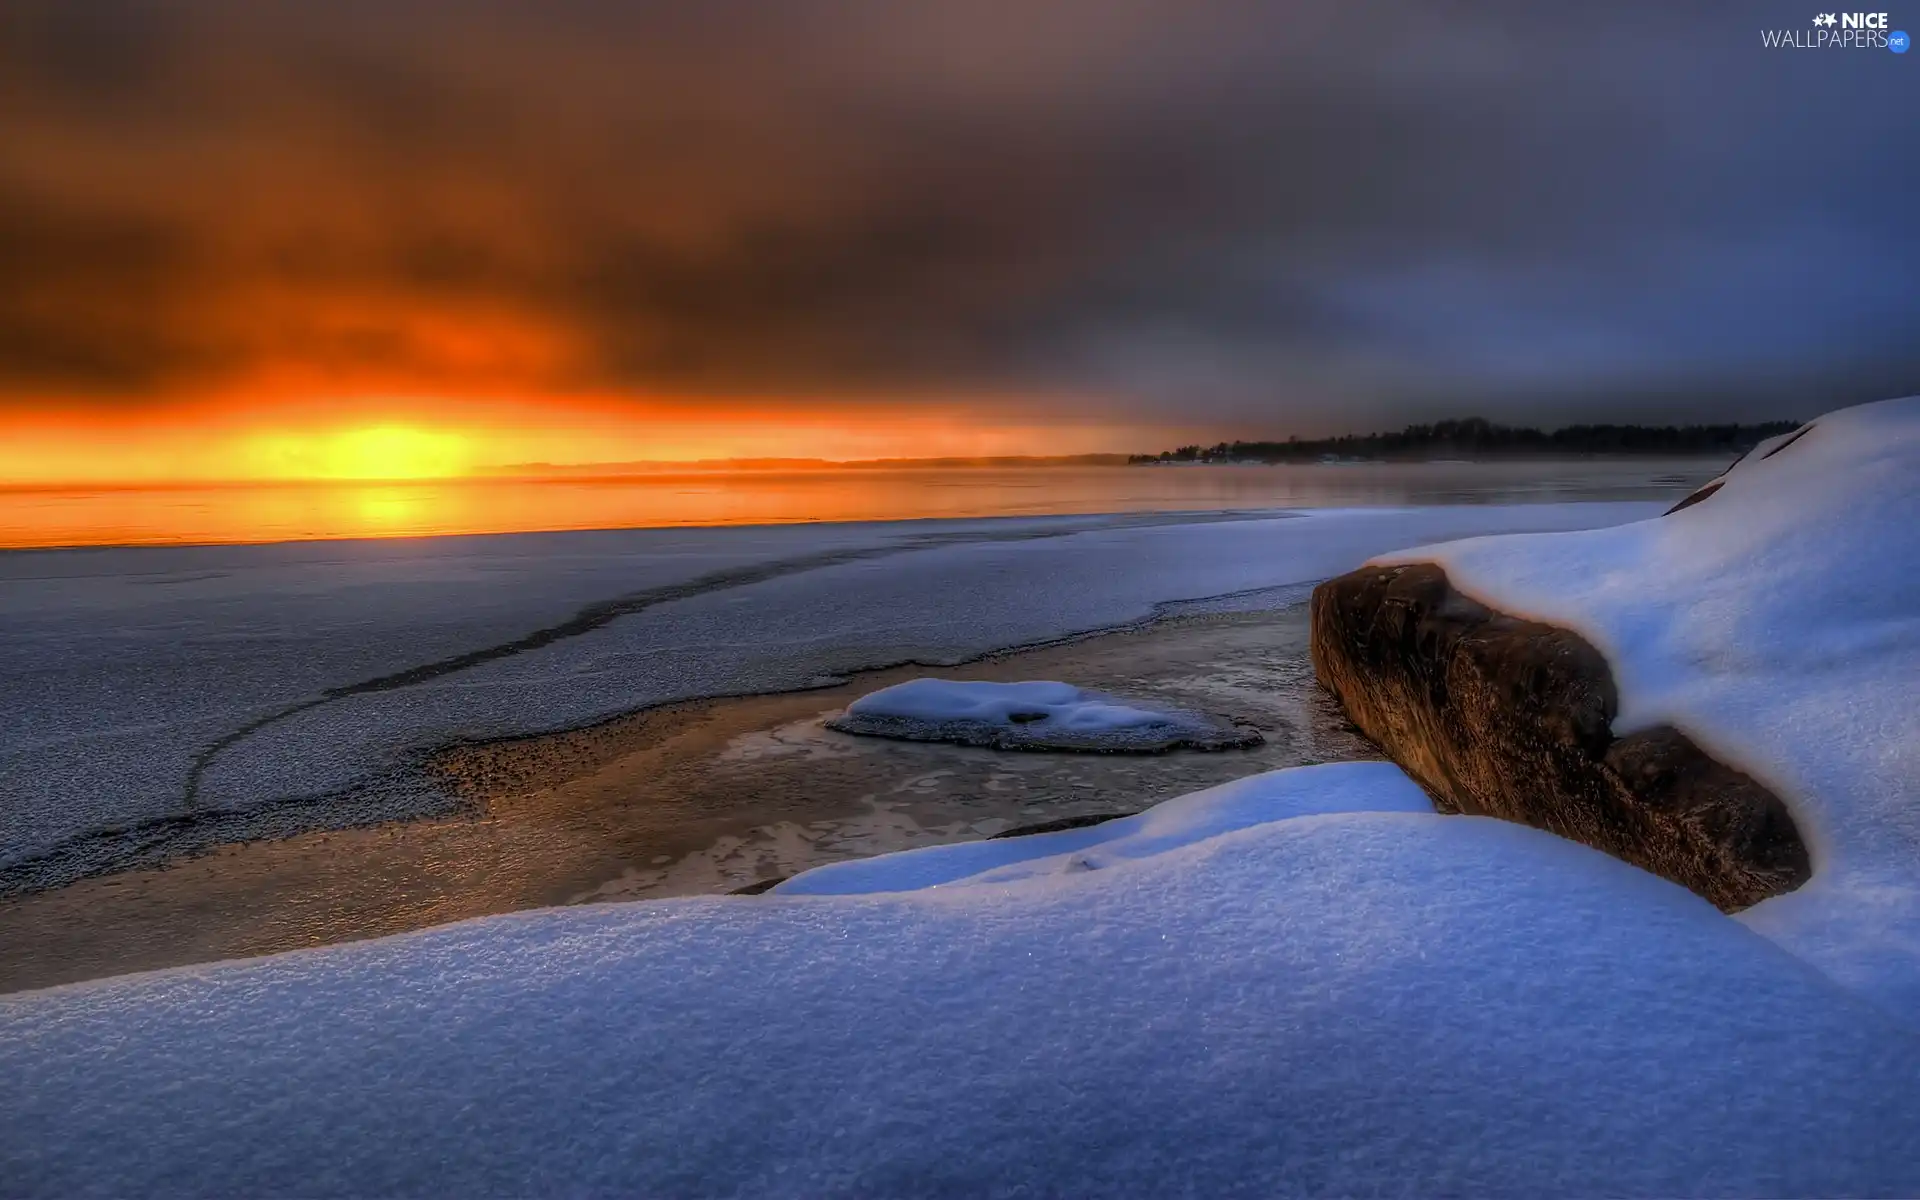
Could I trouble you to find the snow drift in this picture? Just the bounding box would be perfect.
[7,763,1920,1197]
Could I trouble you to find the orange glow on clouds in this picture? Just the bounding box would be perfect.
[241,426,475,481]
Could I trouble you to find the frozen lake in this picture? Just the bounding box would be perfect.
[0,501,1673,895]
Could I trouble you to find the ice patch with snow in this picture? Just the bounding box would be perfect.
[826,678,1260,752]
[1375,396,1920,1011]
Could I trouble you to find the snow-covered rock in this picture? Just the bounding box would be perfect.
[8,762,1920,1197]
[1367,396,1920,1010]
[826,678,1260,752]
[1310,561,1808,910]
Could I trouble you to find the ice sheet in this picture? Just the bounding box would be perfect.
[1,503,1657,887]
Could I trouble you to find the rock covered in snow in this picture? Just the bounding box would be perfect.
[826,678,1261,752]
[1357,396,1920,1008]
[1309,560,1808,909]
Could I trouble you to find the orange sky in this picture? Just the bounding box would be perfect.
[0,395,1173,485]
[5,2,1886,491]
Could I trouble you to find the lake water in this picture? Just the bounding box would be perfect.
[0,459,1722,549]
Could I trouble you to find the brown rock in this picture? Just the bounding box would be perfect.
[1309,562,1809,911]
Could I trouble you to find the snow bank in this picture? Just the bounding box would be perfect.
[1375,397,1920,1010]
[778,761,1428,894]
[8,761,1920,1197]
[826,678,1259,752]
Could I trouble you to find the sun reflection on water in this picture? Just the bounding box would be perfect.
[0,461,1727,551]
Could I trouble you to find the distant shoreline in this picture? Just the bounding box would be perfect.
[1126,451,1746,466]
[1131,417,1799,465]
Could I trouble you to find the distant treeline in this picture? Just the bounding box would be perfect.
[1129,417,1802,464]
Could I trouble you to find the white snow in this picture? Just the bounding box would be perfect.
[828,678,1254,750]
[1374,396,1920,1010]
[778,761,1433,894]
[8,435,1916,1194]
[0,503,1658,887]
[7,761,1920,1196]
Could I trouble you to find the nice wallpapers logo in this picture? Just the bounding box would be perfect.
[1763,11,1910,49]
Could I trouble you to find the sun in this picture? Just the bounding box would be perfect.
[319,427,470,480]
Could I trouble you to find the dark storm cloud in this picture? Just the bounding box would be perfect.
[2,0,1916,428]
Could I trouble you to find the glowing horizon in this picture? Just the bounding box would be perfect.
[0,394,1177,487]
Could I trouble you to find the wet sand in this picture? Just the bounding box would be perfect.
[0,603,1376,993]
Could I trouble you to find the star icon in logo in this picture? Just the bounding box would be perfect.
[1813,12,1838,25]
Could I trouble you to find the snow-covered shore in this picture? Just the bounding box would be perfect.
[6,761,1919,1196]
[7,415,1916,1198]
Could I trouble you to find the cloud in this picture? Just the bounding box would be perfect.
[2,0,1916,429]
